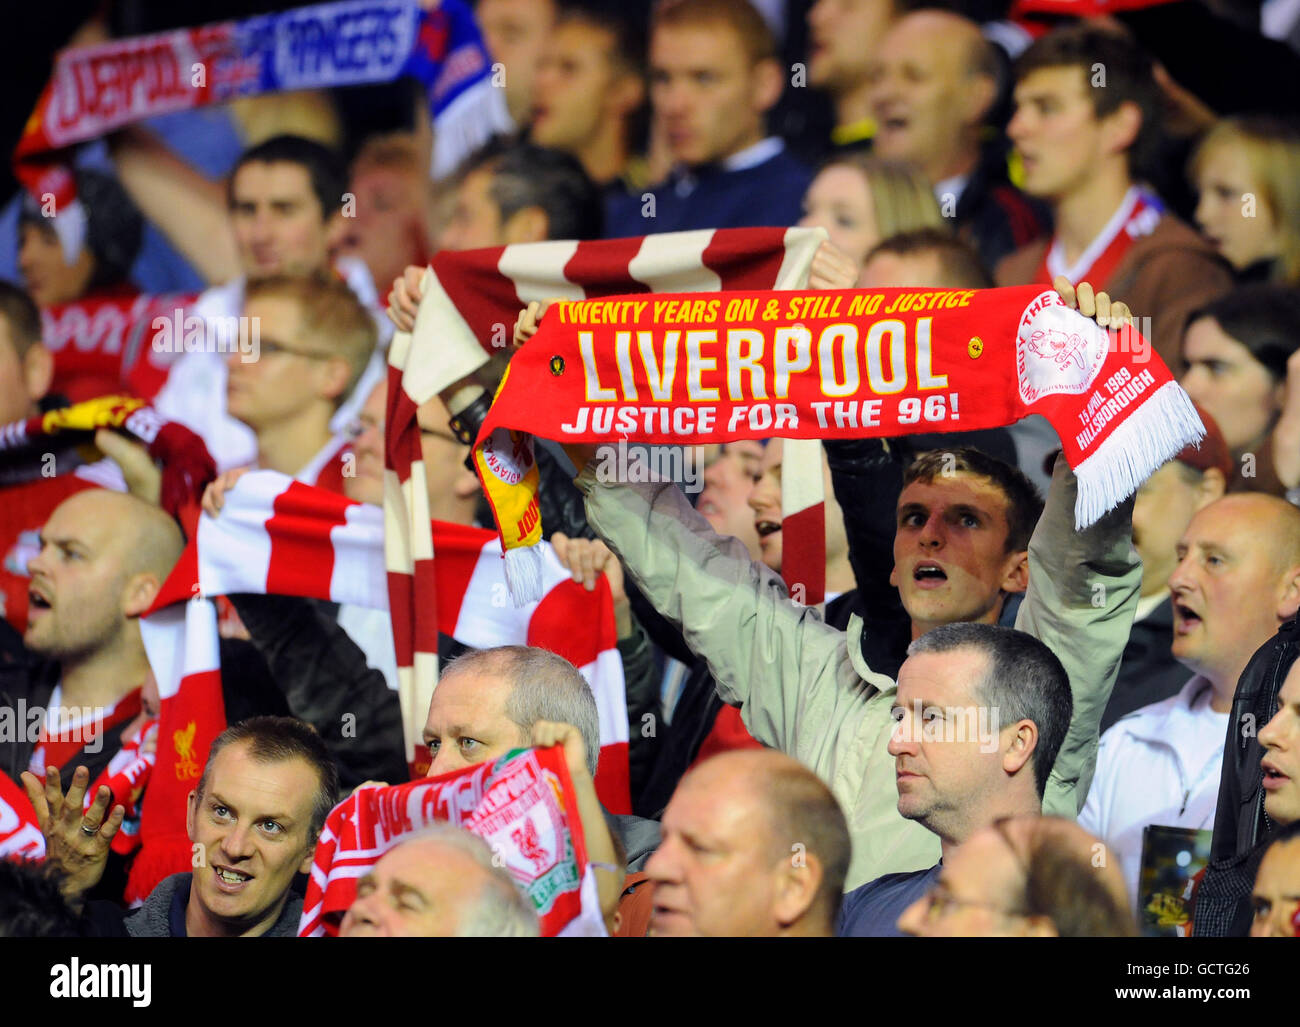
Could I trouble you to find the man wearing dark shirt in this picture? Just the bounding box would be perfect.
[837,622,1072,936]
[604,0,810,237]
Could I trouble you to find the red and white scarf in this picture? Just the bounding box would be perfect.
[133,472,627,899]
[300,746,604,937]
[13,0,510,258]
[387,227,826,692]
[0,771,44,861]
[0,395,216,521]
[1037,187,1164,288]
[474,284,1206,585]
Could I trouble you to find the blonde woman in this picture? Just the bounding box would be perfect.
[1190,116,1300,285]
[797,154,943,281]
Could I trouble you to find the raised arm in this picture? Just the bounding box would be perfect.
[110,126,240,285]
[576,469,889,770]
[1016,457,1141,817]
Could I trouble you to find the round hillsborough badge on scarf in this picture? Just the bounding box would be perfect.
[481,426,535,486]
[1015,289,1108,405]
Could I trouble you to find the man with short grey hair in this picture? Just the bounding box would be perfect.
[339,824,539,938]
[421,645,659,870]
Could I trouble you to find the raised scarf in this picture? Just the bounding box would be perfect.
[474,284,1204,598]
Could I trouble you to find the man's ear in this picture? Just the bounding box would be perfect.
[298,837,318,875]
[122,571,164,619]
[502,205,550,245]
[1277,565,1300,621]
[186,789,199,843]
[608,70,646,119]
[318,355,353,404]
[1196,467,1226,508]
[1001,718,1037,778]
[1021,915,1058,937]
[1100,100,1142,159]
[773,850,823,928]
[1000,550,1030,595]
[962,72,997,128]
[23,343,54,403]
[323,209,348,252]
[751,57,784,116]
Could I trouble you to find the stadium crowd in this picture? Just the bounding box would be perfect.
[2,0,1300,940]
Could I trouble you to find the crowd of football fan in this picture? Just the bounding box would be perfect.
[2,0,1300,939]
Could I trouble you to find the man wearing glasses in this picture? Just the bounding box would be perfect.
[225,273,376,492]
[896,815,1134,937]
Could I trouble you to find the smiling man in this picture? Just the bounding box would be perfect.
[161,718,337,938]
[1080,492,1300,908]
[30,716,338,938]
[645,749,849,936]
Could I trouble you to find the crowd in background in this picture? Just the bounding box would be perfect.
[1,0,1300,939]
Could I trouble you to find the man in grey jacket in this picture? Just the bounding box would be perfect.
[549,281,1143,890]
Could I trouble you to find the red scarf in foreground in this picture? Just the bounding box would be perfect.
[476,285,1204,598]
[300,746,603,937]
[132,473,628,904]
[386,227,823,747]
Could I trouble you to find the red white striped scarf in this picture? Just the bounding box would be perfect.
[0,771,44,860]
[300,746,605,937]
[132,472,627,901]
[386,227,827,687]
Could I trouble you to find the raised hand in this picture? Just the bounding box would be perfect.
[21,765,124,897]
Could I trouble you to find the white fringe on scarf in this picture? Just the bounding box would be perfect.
[1072,380,1205,529]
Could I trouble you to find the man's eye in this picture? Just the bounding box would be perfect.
[261,821,283,835]
[213,804,230,819]
[924,708,943,723]
[961,515,979,528]
[427,739,441,753]
[890,707,904,723]
[459,738,481,752]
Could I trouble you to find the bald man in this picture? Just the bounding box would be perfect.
[340,825,539,937]
[899,816,1134,936]
[3,489,184,784]
[1081,493,1300,908]
[645,750,851,937]
[866,10,1045,269]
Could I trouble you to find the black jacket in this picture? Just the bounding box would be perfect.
[1192,617,1300,936]
[953,142,1050,275]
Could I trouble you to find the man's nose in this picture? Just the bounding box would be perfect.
[645,839,680,885]
[918,514,945,547]
[1167,553,1196,594]
[888,716,918,757]
[748,478,778,514]
[219,821,256,862]
[1007,107,1030,141]
[1256,707,1283,750]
